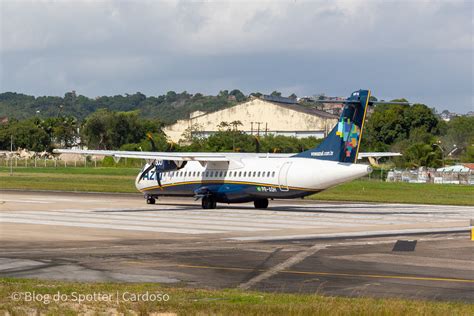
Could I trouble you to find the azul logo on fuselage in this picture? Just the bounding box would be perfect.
[141,170,162,181]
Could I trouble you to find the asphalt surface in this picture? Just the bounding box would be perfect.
[0,190,473,301]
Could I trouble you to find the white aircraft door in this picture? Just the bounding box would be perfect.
[278,162,292,191]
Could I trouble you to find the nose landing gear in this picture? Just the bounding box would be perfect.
[145,194,156,205]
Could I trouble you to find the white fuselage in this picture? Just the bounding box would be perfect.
[136,157,371,202]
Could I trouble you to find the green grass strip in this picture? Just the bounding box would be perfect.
[0,278,472,315]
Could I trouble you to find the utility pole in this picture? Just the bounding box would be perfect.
[10,135,13,176]
[256,122,262,136]
[251,122,263,136]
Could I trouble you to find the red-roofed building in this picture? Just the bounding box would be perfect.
[462,163,474,170]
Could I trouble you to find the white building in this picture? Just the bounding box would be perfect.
[163,97,338,143]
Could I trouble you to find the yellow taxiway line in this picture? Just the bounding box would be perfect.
[177,264,474,284]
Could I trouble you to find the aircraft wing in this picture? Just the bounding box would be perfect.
[53,149,399,161]
[357,152,402,159]
[53,149,236,162]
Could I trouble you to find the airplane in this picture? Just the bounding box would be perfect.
[54,89,403,209]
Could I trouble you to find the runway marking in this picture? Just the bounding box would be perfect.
[177,264,474,284]
[0,199,52,204]
[3,210,330,230]
[0,212,275,232]
[238,243,326,290]
[227,227,470,241]
[0,217,227,234]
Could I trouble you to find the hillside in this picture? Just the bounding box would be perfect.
[0,90,248,124]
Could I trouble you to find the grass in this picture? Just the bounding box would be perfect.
[0,167,473,206]
[310,180,474,206]
[0,167,138,193]
[0,278,472,315]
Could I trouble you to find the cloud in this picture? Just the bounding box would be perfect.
[0,0,472,112]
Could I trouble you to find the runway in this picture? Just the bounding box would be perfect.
[1,190,473,301]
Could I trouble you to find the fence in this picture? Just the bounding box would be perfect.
[0,157,102,168]
[386,169,473,185]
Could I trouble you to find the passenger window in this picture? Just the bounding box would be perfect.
[257,172,261,177]
[252,171,256,177]
[243,172,246,177]
[272,171,275,177]
[205,171,209,177]
[239,172,242,177]
[267,171,270,177]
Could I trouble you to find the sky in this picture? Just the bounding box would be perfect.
[0,0,472,113]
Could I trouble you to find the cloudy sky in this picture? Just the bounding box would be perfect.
[1,0,472,112]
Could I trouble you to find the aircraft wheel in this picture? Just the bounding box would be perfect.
[254,199,269,209]
[146,197,156,205]
[202,196,216,209]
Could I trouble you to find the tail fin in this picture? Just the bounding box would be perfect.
[294,89,371,163]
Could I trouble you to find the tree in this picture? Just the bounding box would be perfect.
[461,141,474,162]
[403,143,442,168]
[81,110,162,149]
[270,91,282,97]
[0,118,51,152]
[41,117,79,147]
[362,100,445,167]
[250,92,262,98]
[443,116,474,154]
[230,120,243,131]
[165,91,177,102]
[218,90,229,98]
[229,89,247,102]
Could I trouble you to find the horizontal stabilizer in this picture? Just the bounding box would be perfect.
[357,152,402,159]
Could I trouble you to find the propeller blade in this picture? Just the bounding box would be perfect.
[155,164,163,189]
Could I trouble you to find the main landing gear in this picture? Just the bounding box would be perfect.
[254,199,269,209]
[202,196,217,209]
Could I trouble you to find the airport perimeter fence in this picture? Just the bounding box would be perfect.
[0,157,143,169]
[386,169,474,185]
